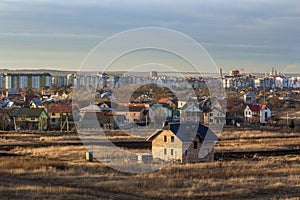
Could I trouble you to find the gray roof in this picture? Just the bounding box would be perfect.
[11,108,47,118]
[147,122,218,142]
[245,92,256,97]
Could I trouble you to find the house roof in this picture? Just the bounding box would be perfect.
[101,92,113,98]
[260,104,269,111]
[119,103,146,107]
[157,98,170,104]
[151,103,170,110]
[48,104,73,113]
[115,105,145,112]
[245,92,256,97]
[79,104,113,112]
[213,99,227,108]
[181,103,202,112]
[31,99,42,106]
[147,122,218,142]
[8,89,20,94]
[11,108,47,118]
[247,104,261,112]
[247,104,269,112]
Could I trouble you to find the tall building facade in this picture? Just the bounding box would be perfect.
[0,74,6,89]
[5,73,52,89]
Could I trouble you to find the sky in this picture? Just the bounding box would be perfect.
[0,0,300,73]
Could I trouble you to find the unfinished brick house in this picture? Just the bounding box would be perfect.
[147,122,218,163]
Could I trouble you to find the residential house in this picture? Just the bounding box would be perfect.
[147,122,218,163]
[244,92,256,104]
[114,103,149,125]
[244,104,271,124]
[157,98,176,109]
[6,89,21,99]
[204,99,226,126]
[47,103,78,130]
[11,108,48,130]
[30,99,42,108]
[149,103,172,128]
[79,104,114,129]
[180,102,204,124]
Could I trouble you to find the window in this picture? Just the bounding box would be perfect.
[171,136,174,142]
[164,135,167,142]
[193,141,197,149]
[170,149,174,155]
[265,112,268,119]
[164,148,167,155]
[52,113,55,116]
[52,118,55,122]
[210,113,213,116]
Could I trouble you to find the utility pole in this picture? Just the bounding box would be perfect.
[13,117,17,131]
[60,114,63,133]
[66,116,69,132]
[264,78,266,104]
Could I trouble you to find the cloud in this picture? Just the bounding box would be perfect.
[0,0,300,71]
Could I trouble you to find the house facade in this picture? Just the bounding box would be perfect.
[147,122,218,163]
[48,103,78,130]
[180,103,204,124]
[244,104,271,124]
[244,92,256,104]
[11,108,48,130]
[114,104,149,124]
[157,98,176,109]
[204,98,226,126]
[79,104,114,129]
[149,103,172,128]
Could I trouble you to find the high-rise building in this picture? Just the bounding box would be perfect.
[0,74,5,89]
[52,75,67,87]
[67,73,76,87]
[5,73,52,89]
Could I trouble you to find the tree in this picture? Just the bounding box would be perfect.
[269,97,282,108]
[0,110,10,130]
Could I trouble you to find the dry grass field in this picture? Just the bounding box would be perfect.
[0,130,299,199]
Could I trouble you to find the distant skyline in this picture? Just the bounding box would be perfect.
[0,0,300,73]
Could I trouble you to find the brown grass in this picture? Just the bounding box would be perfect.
[0,131,299,199]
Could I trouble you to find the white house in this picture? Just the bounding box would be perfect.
[180,103,204,124]
[204,99,226,126]
[204,107,226,126]
[244,104,271,124]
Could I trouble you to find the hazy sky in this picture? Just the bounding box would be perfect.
[0,0,300,73]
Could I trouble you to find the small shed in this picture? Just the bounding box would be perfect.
[137,153,153,164]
